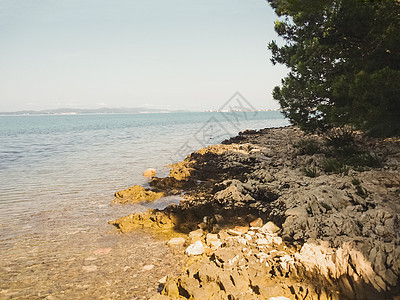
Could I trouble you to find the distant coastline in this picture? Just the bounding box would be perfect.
[0,107,281,116]
[0,107,187,116]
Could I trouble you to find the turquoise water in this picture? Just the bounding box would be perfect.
[0,111,288,298]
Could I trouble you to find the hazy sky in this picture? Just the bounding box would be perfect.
[0,0,287,112]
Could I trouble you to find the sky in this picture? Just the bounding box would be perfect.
[0,0,288,112]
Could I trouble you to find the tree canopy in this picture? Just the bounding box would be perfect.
[268,0,400,136]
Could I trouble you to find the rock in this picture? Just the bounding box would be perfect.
[111,127,400,299]
[158,276,168,284]
[82,265,97,272]
[143,168,156,177]
[167,237,185,246]
[112,185,164,204]
[262,221,280,234]
[189,229,203,242]
[273,236,283,245]
[143,264,154,271]
[256,237,272,246]
[214,179,255,204]
[250,217,263,228]
[206,233,219,243]
[109,209,176,232]
[269,297,290,300]
[205,233,222,250]
[186,241,205,256]
[161,277,180,297]
[228,226,249,236]
[93,248,112,255]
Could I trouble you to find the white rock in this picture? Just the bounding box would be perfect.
[209,240,222,250]
[143,264,154,271]
[269,297,290,300]
[185,241,204,256]
[237,237,247,245]
[256,238,272,245]
[158,276,167,284]
[244,234,252,241]
[273,236,283,245]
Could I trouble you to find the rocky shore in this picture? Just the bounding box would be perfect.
[110,126,400,299]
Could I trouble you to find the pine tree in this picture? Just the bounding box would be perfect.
[268,0,400,136]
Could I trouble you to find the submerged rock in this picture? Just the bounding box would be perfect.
[167,237,185,246]
[112,185,164,205]
[109,209,175,232]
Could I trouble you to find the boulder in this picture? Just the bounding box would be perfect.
[112,185,164,204]
[143,168,156,177]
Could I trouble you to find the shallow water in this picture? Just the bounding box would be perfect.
[0,111,288,299]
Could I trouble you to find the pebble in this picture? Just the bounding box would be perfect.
[93,248,112,255]
[143,265,154,271]
[85,257,97,261]
[82,265,97,272]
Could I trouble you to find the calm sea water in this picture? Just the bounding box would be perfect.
[0,111,287,299]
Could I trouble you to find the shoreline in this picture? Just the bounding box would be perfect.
[111,126,400,299]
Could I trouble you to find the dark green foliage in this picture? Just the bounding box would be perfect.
[325,128,355,149]
[355,185,368,199]
[293,138,322,155]
[324,128,358,157]
[351,177,367,198]
[301,166,319,177]
[320,158,348,174]
[267,0,400,136]
[347,153,383,171]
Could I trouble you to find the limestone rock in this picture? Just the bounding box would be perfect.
[228,226,249,236]
[112,185,164,204]
[186,241,205,256]
[189,229,203,242]
[109,209,175,232]
[262,221,280,234]
[143,168,156,177]
[250,217,263,228]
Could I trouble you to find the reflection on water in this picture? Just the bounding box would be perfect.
[0,112,288,298]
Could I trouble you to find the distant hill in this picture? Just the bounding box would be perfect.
[0,107,190,116]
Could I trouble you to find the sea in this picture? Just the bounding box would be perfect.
[0,111,288,299]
